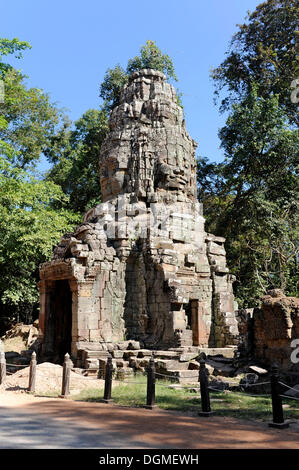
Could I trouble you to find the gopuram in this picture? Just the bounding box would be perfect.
[38,69,239,366]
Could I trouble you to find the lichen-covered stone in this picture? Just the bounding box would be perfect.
[38,69,238,363]
[253,289,299,368]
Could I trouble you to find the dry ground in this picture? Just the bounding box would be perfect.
[0,388,298,449]
[4,362,104,395]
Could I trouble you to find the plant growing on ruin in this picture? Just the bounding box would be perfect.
[47,41,182,216]
[100,40,180,111]
[126,40,178,81]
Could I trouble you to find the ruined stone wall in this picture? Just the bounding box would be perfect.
[206,234,238,347]
[253,289,299,369]
[234,308,254,358]
[39,69,238,361]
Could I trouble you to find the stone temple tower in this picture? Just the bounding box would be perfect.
[39,69,238,363]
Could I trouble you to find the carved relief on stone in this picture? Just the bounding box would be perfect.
[39,68,238,360]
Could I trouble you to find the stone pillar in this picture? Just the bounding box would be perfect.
[77,280,97,340]
[38,280,47,343]
[69,280,79,357]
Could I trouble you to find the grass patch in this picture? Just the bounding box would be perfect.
[72,374,299,422]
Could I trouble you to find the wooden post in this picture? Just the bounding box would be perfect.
[102,354,113,403]
[198,354,214,417]
[0,351,6,386]
[145,354,157,409]
[269,363,289,428]
[60,353,72,398]
[28,351,37,393]
[97,359,103,379]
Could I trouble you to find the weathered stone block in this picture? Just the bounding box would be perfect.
[39,68,239,363]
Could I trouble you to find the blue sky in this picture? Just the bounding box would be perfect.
[2,0,260,169]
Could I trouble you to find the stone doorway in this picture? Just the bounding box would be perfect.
[124,251,148,340]
[47,280,72,363]
[185,300,207,346]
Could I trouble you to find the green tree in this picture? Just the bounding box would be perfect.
[45,108,108,213]
[0,38,31,161]
[198,86,298,306]
[0,157,79,331]
[126,40,178,80]
[0,38,79,331]
[198,1,299,306]
[211,0,299,125]
[1,68,61,168]
[1,38,62,169]
[99,65,129,111]
[0,37,31,75]
[100,40,179,111]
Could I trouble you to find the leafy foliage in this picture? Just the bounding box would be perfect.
[211,0,299,125]
[199,1,299,306]
[45,108,108,213]
[0,38,79,331]
[99,65,129,111]
[198,86,298,306]
[100,40,180,112]
[126,40,178,81]
[0,156,79,330]
[0,38,31,75]
[0,68,61,168]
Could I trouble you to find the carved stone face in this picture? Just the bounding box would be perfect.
[100,156,126,201]
[155,155,193,193]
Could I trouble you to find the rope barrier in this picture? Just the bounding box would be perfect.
[155,372,180,379]
[279,394,299,401]
[75,376,103,381]
[157,383,201,390]
[155,371,199,380]
[207,384,271,397]
[238,391,270,398]
[278,382,299,393]
[239,381,271,387]
[6,363,29,367]
[34,375,61,380]
[155,373,271,387]
[208,386,227,393]
[155,382,186,389]
[1,353,298,419]
[152,380,200,390]
[114,380,147,385]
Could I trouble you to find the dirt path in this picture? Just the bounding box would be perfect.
[0,391,298,449]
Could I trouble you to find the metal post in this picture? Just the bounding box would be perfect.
[102,354,113,403]
[28,351,37,393]
[198,354,214,417]
[60,353,72,398]
[145,354,157,409]
[269,363,289,428]
[0,351,6,386]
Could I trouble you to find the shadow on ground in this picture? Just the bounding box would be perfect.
[0,398,298,449]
